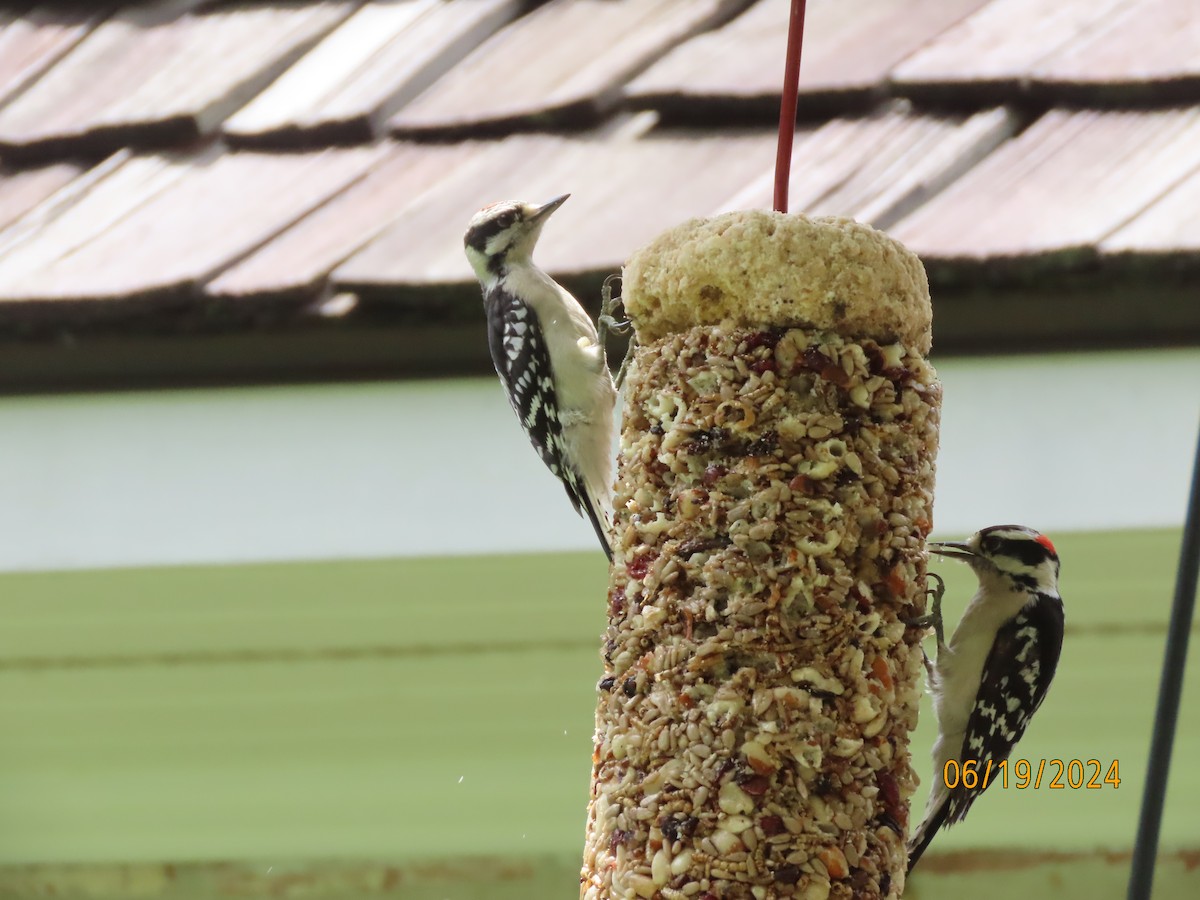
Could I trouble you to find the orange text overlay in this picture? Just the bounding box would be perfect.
[942,759,1121,790]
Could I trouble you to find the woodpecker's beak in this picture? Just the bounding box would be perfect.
[928,540,975,561]
[530,193,570,222]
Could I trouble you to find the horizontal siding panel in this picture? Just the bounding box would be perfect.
[0,555,604,665]
[0,648,599,862]
[0,530,1191,865]
[0,530,1172,664]
[0,628,1188,861]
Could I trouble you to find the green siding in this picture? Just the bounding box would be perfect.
[0,528,1195,897]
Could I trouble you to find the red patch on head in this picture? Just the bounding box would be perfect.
[1035,533,1057,555]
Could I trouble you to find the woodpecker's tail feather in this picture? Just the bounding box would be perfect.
[562,480,613,562]
[582,496,613,562]
[906,799,950,874]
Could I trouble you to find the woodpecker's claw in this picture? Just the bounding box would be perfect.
[928,572,946,647]
[905,572,946,647]
[599,274,631,335]
[598,274,637,389]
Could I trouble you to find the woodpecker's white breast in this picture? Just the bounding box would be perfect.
[933,584,1033,739]
[498,265,608,411]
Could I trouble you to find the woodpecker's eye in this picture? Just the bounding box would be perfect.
[495,211,516,230]
[981,536,1001,554]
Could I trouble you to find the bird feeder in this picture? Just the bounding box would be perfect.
[581,211,941,899]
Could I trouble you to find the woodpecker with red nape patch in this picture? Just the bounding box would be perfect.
[907,525,1065,873]
[464,195,616,560]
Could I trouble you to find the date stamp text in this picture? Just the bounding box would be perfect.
[943,759,1121,790]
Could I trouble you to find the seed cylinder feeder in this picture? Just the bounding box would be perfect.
[581,212,941,900]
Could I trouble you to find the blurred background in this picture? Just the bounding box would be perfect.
[0,0,1198,897]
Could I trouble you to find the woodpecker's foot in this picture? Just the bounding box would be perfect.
[598,274,630,337]
[598,274,637,389]
[906,572,946,646]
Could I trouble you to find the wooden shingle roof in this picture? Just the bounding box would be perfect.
[628,0,992,112]
[390,0,750,135]
[223,0,524,146]
[1103,166,1200,258]
[893,0,1200,103]
[0,2,356,158]
[891,108,1200,262]
[0,0,1197,390]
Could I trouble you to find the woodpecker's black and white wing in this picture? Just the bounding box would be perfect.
[908,593,1063,872]
[945,593,1065,824]
[484,285,612,559]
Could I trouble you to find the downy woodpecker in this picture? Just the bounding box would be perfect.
[464,195,617,560]
[908,525,1065,873]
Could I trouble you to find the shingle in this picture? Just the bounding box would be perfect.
[1031,0,1200,99]
[891,0,1131,96]
[0,161,82,233]
[0,147,383,303]
[388,0,750,136]
[890,108,1200,262]
[720,107,1018,230]
[530,131,780,276]
[223,0,523,147]
[0,5,109,111]
[206,142,480,300]
[336,110,1017,293]
[803,109,1019,229]
[0,0,355,158]
[1102,167,1200,256]
[334,135,600,289]
[334,130,782,291]
[0,0,1193,380]
[0,151,195,288]
[627,0,990,109]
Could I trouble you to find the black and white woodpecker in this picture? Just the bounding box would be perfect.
[464,195,617,560]
[907,525,1065,873]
